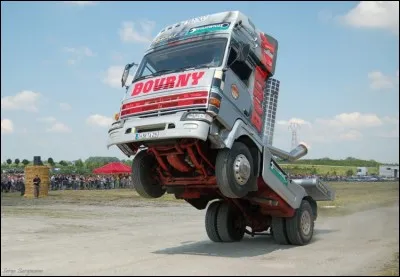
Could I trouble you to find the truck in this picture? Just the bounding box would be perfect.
[108,11,335,246]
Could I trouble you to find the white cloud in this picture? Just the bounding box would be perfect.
[275,112,395,147]
[368,71,395,90]
[339,1,399,35]
[1,90,41,112]
[86,114,113,127]
[63,1,96,6]
[1,119,14,134]
[339,130,363,141]
[382,116,399,125]
[37,117,57,123]
[103,65,134,88]
[63,46,95,65]
[119,20,155,43]
[316,112,382,129]
[277,118,312,127]
[60,102,72,111]
[46,123,71,133]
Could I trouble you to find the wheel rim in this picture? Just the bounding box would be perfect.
[300,210,312,235]
[233,154,251,185]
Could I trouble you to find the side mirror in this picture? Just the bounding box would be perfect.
[121,64,131,88]
[238,43,250,62]
[121,62,138,88]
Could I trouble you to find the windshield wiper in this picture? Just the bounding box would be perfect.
[132,64,214,83]
[132,69,175,83]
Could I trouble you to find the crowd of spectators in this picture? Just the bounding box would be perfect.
[1,172,392,195]
[1,173,132,194]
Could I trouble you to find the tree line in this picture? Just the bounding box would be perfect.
[276,156,396,167]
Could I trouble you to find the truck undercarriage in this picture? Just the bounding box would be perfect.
[123,137,329,245]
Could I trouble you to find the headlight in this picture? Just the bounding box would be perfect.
[182,112,212,123]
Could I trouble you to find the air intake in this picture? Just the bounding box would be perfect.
[262,78,280,146]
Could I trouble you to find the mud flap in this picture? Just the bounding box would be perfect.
[262,147,307,209]
[291,178,335,201]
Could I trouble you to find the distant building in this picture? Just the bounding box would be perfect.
[379,165,399,178]
[356,167,368,176]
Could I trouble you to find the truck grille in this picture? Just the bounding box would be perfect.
[120,91,209,118]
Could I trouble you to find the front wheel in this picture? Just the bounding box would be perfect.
[215,142,256,198]
[131,150,166,198]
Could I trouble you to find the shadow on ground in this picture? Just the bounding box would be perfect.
[153,228,339,258]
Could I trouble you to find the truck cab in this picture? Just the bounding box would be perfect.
[108,11,335,246]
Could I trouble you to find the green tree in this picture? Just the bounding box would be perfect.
[75,159,84,168]
[22,159,30,166]
[59,160,68,167]
[14,158,20,166]
[48,157,55,166]
[6,159,12,165]
[346,169,354,177]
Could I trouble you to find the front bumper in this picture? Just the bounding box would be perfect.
[107,112,211,149]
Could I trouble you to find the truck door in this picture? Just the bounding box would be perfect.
[217,45,253,129]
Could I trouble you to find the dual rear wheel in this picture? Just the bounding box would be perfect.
[205,199,315,245]
[271,200,314,245]
[205,201,246,243]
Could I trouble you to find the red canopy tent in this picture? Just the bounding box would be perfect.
[93,162,131,175]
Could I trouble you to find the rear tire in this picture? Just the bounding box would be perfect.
[216,202,245,242]
[205,201,223,242]
[215,142,255,198]
[271,217,289,245]
[285,200,314,245]
[131,150,166,198]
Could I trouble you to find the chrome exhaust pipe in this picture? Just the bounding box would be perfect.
[266,143,308,162]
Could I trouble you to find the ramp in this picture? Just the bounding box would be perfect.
[291,178,335,201]
[261,147,307,209]
[261,145,336,209]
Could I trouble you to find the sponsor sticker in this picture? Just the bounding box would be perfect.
[270,160,288,186]
[187,22,230,36]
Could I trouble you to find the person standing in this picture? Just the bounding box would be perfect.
[33,175,41,198]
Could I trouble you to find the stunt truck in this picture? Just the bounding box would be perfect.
[108,11,335,245]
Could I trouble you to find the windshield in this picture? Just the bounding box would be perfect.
[134,38,227,80]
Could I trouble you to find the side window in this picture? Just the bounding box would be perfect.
[227,47,253,87]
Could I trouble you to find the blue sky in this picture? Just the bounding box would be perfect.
[1,1,399,163]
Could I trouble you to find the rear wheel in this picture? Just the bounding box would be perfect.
[205,201,223,242]
[131,150,166,198]
[271,217,289,245]
[215,142,255,198]
[285,200,314,245]
[216,202,246,242]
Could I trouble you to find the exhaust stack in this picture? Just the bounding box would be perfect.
[267,143,308,162]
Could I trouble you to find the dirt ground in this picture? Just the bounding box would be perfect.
[1,189,399,276]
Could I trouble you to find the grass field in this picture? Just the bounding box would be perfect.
[377,252,399,276]
[1,182,398,217]
[280,164,379,175]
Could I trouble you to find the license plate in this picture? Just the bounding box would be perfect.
[135,131,159,140]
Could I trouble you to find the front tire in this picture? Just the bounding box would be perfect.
[215,142,256,198]
[131,150,166,198]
